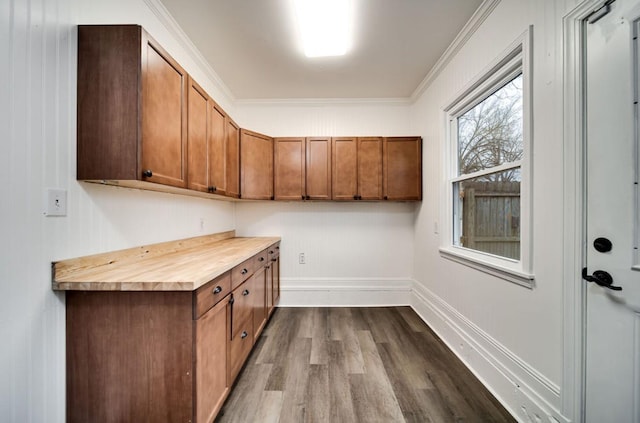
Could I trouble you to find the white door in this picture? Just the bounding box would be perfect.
[585,1,640,422]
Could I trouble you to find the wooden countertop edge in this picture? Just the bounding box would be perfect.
[52,233,281,292]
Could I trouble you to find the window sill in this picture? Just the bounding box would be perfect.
[439,247,535,289]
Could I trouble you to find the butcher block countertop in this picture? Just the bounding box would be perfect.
[52,230,280,291]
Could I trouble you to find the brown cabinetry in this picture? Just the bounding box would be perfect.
[274,137,306,200]
[77,25,187,188]
[240,129,274,200]
[273,137,332,201]
[225,118,241,198]
[332,137,383,200]
[208,103,228,195]
[187,77,210,192]
[383,136,422,201]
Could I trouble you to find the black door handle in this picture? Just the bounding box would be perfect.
[582,268,622,291]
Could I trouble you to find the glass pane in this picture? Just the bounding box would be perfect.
[454,168,521,260]
[458,74,523,176]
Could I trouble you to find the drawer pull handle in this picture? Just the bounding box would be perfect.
[258,257,265,262]
[241,268,248,275]
[269,250,274,254]
[242,289,250,296]
[271,258,277,262]
[276,246,280,250]
[142,169,153,178]
[241,331,248,339]
[213,286,222,294]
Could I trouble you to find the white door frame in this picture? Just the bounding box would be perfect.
[562,1,604,422]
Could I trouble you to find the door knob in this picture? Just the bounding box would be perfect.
[582,268,622,291]
[593,237,613,253]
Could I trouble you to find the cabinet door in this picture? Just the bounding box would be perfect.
[225,119,240,198]
[272,255,280,304]
[383,137,422,201]
[357,137,383,200]
[195,298,228,423]
[240,130,273,200]
[332,137,357,200]
[209,103,227,195]
[251,266,267,339]
[187,77,209,192]
[141,34,188,188]
[274,138,305,200]
[306,137,332,200]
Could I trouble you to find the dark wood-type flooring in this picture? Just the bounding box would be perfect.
[216,307,516,423]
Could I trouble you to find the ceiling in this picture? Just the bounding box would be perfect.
[159,0,484,100]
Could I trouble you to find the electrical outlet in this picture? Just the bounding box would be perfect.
[44,189,67,217]
[299,253,306,264]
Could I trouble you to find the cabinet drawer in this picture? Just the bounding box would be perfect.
[228,315,253,383]
[268,242,280,261]
[193,272,231,319]
[254,249,268,269]
[231,257,255,290]
[231,280,253,337]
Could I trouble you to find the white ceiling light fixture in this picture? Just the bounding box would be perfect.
[293,0,354,58]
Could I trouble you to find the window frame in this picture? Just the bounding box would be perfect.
[440,28,535,288]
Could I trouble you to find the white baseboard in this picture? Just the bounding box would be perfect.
[411,280,570,423]
[279,277,412,307]
[278,277,571,423]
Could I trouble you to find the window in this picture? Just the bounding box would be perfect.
[441,31,533,287]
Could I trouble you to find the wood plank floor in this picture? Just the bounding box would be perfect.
[216,307,515,423]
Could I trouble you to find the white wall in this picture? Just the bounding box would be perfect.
[0,0,236,421]
[235,101,418,306]
[1,0,587,421]
[410,0,581,421]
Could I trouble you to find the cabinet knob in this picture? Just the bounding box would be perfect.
[142,169,153,178]
[269,250,274,254]
[241,268,248,275]
[353,195,358,200]
[306,195,311,200]
[258,257,265,262]
[271,258,277,262]
[301,195,305,200]
[213,286,222,295]
[242,289,250,296]
[240,331,248,339]
[208,186,217,193]
[266,265,270,270]
[384,196,388,200]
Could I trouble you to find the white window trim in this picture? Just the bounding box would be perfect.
[440,27,535,288]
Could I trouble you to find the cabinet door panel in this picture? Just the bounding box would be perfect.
[228,316,253,383]
[225,119,240,198]
[306,137,331,200]
[332,137,357,200]
[383,137,422,201]
[195,298,228,423]
[251,266,267,338]
[209,104,227,195]
[357,137,383,200]
[187,77,209,192]
[141,39,187,187]
[240,130,273,200]
[274,138,305,200]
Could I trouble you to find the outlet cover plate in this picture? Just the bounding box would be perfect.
[45,189,67,216]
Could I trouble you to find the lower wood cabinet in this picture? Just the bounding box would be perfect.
[65,242,280,423]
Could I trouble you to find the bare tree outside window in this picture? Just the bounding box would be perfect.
[454,73,523,260]
[457,74,523,180]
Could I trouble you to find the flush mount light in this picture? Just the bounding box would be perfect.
[293,0,354,57]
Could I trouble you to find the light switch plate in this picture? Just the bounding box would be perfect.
[45,189,67,217]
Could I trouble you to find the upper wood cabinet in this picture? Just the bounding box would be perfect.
[332,137,383,200]
[383,136,422,201]
[332,137,358,200]
[77,25,187,188]
[240,129,274,200]
[357,137,383,200]
[208,103,227,196]
[306,137,332,200]
[187,77,210,193]
[226,119,241,198]
[274,138,306,200]
[273,137,332,201]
